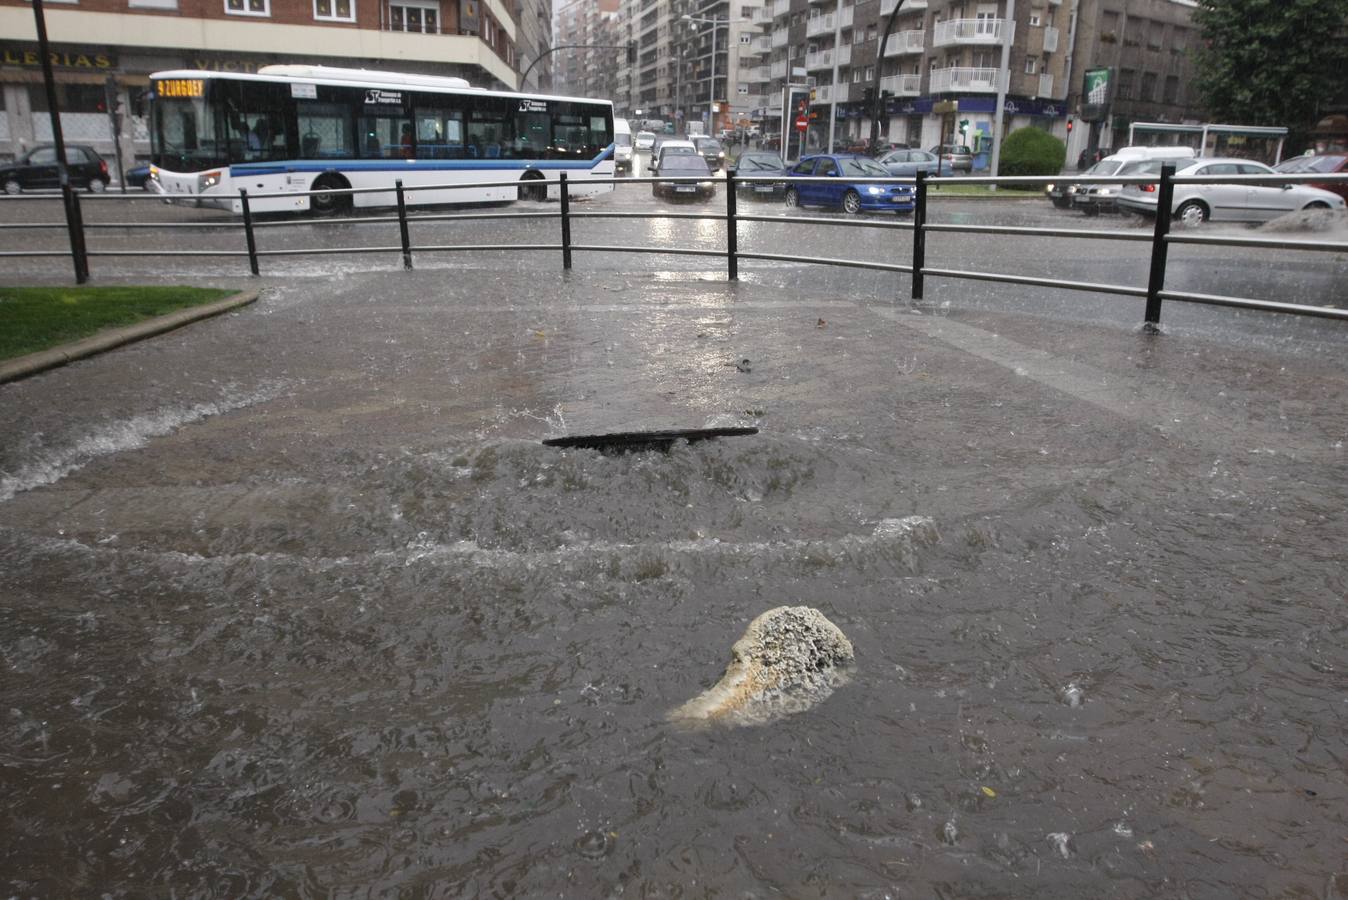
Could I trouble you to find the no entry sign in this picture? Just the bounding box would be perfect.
[795,116,809,132]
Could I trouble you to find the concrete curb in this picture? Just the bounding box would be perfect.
[0,289,259,385]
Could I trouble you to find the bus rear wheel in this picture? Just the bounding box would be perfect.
[310,173,352,216]
[519,174,547,202]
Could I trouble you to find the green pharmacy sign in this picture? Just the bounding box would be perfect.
[1081,67,1113,122]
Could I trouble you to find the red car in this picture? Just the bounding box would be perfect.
[1274,153,1348,202]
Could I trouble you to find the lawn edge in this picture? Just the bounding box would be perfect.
[0,288,259,385]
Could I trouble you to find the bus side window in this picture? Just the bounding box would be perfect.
[297,101,353,159]
[359,115,411,159]
[515,111,550,160]
[416,110,463,159]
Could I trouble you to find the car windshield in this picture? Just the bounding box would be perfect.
[737,154,782,171]
[661,156,711,174]
[841,158,890,177]
[663,146,698,156]
[636,132,655,141]
[615,133,632,146]
[1085,161,1125,176]
[939,146,972,155]
[1279,154,1345,173]
[696,139,722,152]
[1118,160,1167,176]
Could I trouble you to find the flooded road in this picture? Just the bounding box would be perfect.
[3,191,1348,896]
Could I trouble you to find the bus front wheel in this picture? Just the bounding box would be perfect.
[519,174,547,202]
[310,173,352,216]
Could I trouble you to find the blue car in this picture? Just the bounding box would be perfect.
[784,154,914,214]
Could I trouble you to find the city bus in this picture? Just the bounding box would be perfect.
[147,65,615,214]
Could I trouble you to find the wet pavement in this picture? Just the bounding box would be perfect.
[2,171,1348,897]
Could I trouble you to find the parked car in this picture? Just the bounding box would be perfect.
[784,154,914,214]
[1274,153,1348,202]
[126,165,152,189]
[1116,157,1347,225]
[928,144,973,173]
[613,117,634,173]
[651,139,699,174]
[694,137,726,170]
[651,154,716,201]
[877,148,940,178]
[1,144,110,194]
[732,151,788,200]
[634,131,657,152]
[1062,146,1196,214]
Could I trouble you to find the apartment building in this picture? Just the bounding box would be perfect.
[749,0,1199,163]
[553,0,622,104]
[1,0,531,164]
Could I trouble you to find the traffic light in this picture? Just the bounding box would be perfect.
[862,87,875,103]
[1066,118,1074,135]
[627,41,637,65]
[959,119,969,136]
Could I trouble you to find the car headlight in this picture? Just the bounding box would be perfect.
[698,181,714,189]
[1096,188,1113,196]
[1045,183,1055,192]
[149,166,160,181]
[197,171,222,190]
[718,151,725,158]
[866,186,884,195]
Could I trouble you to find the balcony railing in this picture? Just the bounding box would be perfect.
[882,29,925,56]
[840,6,853,27]
[1038,72,1054,98]
[746,65,771,82]
[770,59,788,78]
[750,6,772,24]
[772,26,789,47]
[805,13,835,36]
[736,93,769,110]
[929,66,1003,92]
[811,83,834,103]
[880,0,926,14]
[932,18,1010,46]
[771,0,789,18]
[750,35,773,53]
[1043,25,1059,53]
[879,72,923,96]
[805,49,831,69]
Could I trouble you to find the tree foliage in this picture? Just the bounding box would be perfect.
[999,127,1066,182]
[1193,0,1348,142]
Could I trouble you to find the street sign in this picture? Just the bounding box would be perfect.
[795,116,809,132]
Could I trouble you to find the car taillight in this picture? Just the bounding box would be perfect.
[99,160,109,177]
[1140,183,1156,193]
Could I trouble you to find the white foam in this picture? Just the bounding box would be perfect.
[0,382,286,503]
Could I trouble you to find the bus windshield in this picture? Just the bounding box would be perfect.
[153,95,229,172]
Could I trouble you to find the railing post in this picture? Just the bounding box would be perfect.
[239,189,259,276]
[559,172,572,270]
[64,184,89,284]
[911,170,927,300]
[395,179,413,270]
[725,167,738,281]
[1144,163,1175,327]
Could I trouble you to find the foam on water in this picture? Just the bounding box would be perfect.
[0,381,287,503]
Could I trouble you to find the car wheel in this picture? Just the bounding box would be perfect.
[1081,205,1099,217]
[88,177,108,193]
[842,190,863,215]
[784,187,799,208]
[1051,198,1071,209]
[310,173,353,215]
[518,174,547,202]
[1175,199,1208,228]
[1304,201,1330,210]
[3,179,20,195]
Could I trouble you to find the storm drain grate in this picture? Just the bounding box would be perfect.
[542,427,759,453]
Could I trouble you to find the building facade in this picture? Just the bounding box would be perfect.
[553,0,622,104]
[2,0,527,166]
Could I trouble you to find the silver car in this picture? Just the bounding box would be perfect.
[1116,157,1347,226]
[877,148,940,178]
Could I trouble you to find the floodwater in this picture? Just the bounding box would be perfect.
[3,229,1348,896]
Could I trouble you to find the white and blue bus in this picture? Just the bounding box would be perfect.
[147,65,615,214]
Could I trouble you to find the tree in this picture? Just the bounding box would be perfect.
[999,127,1066,188]
[1193,0,1348,144]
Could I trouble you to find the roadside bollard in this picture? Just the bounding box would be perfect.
[395,179,413,270]
[725,167,738,281]
[911,171,927,300]
[559,172,572,270]
[1144,164,1175,327]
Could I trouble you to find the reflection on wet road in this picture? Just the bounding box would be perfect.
[2,166,1348,897]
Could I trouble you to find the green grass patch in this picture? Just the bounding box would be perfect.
[0,286,235,361]
[928,182,1041,196]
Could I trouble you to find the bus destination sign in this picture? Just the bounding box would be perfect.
[519,99,548,113]
[157,79,205,98]
[365,89,403,105]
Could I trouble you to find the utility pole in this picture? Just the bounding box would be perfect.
[32,0,88,283]
[869,0,909,152]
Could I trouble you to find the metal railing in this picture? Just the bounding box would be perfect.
[2,166,1346,326]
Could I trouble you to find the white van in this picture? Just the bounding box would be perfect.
[613,118,634,173]
[1072,146,1196,215]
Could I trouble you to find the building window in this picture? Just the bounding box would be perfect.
[1116,67,1134,100]
[1163,74,1179,104]
[30,83,108,113]
[1024,56,1037,74]
[1171,26,1187,52]
[737,82,749,94]
[739,32,751,44]
[865,24,876,41]
[1140,71,1156,102]
[390,0,439,32]
[225,0,269,16]
[1028,13,1040,26]
[314,0,354,20]
[130,0,179,9]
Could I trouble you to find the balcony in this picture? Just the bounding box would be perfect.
[741,37,767,57]
[880,0,926,14]
[929,66,1003,92]
[1042,25,1059,53]
[804,49,830,69]
[751,6,772,24]
[805,13,835,37]
[840,6,853,28]
[752,35,773,53]
[1038,72,1054,98]
[879,72,922,96]
[882,29,925,56]
[746,65,771,82]
[770,59,788,78]
[932,18,1010,46]
[772,26,789,47]
[771,0,789,18]
[811,83,834,104]
[736,93,769,110]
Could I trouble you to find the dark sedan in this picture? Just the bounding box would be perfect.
[1275,153,1348,202]
[651,154,716,201]
[732,151,788,200]
[1,144,110,194]
[694,137,727,170]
